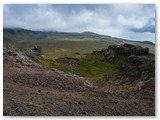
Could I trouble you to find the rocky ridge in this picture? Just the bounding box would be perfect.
[3,45,42,67]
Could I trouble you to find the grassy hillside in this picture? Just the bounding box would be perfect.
[3,28,155,56]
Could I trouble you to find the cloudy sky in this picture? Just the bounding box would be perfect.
[3,4,155,42]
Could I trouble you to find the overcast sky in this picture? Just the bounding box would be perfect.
[3,4,155,42]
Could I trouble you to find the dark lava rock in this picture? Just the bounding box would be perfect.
[121,55,155,80]
[91,43,150,62]
[114,44,149,57]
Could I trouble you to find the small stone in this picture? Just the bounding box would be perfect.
[29,102,33,105]
[143,97,148,100]
[133,101,138,105]
[114,101,118,104]
[102,105,107,108]
[78,101,83,105]
[81,111,86,115]
[115,112,120,115]
[37,90,41,92]
[59,97,62,100]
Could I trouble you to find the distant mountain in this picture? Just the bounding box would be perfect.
[136,41,155,45]
[3,28,155,55]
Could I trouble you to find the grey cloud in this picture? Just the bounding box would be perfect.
[130,18,155,33]
[3,4,155,42]
[130,25,155,33]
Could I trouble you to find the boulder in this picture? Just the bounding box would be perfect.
[25,45,42,60]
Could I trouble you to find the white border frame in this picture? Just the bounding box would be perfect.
[1,0,159,120]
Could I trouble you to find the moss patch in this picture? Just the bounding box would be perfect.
[38,54,124,91]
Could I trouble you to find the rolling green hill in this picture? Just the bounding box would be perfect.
[3,28,155,56]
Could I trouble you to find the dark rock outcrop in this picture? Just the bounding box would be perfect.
[92,43,150,62]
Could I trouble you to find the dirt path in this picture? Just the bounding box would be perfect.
[3,62,155,116]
